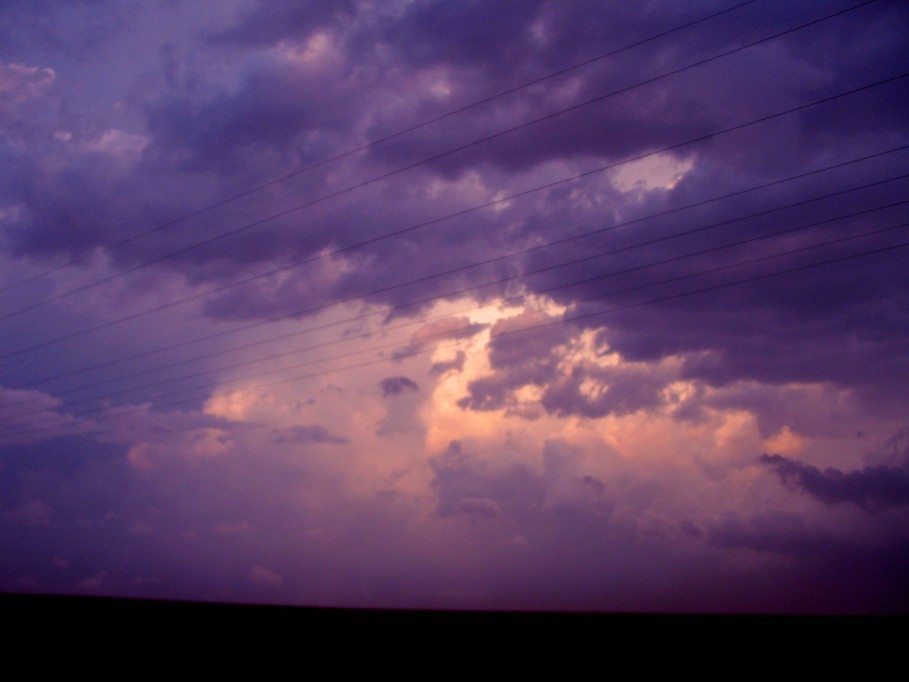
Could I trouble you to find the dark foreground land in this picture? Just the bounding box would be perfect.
[2,592,899,669]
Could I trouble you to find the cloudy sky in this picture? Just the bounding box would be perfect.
[1,0,908,613]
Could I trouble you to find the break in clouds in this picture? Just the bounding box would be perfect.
[1,0,908,613]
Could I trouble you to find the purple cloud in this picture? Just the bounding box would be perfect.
[1,0,908,615]
[760,454,909,512]
[379,376,418,397]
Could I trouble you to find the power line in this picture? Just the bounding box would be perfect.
[3,69,905,361]
[0,0,759,297]
[4,171,905,416]
[4,161,905,418]
[0,0,879,323]
[1,1,901,438]
[127,227,909,406]
[7,204,904,423]
[5,227,905,442]
[13,143,905,392]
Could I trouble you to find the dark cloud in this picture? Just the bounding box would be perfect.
[760,454,909,512]
[540,361,671,419]
[458,312,673,419]
[459,311,573,413]
[379,376,418,397]
[557,193,909,406]
[487,311,572,369]
[4,154,151,259]
[379,0,547,70]
[144,56,360,173]
[680,381,855,438]
[4,0,906,399]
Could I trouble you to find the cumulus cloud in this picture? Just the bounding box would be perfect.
[539,360,674,419]
[458,311,573,413]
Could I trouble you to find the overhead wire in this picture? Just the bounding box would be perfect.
[3,166,906,416]
[6,200,906,423]
[4,142,906,417]
[5,225,906,442]
[0,0,880,323]
[0,0,904,440]
[9,142,905,395]
[3,68,905,361]
[0,0,760,297]
[109,227,909,404]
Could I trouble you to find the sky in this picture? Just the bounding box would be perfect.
[1,0,908,614]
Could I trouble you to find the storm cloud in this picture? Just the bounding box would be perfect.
[1,0,908,614]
